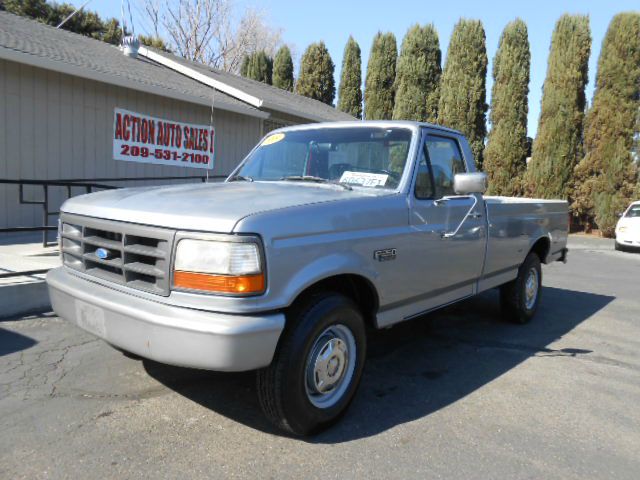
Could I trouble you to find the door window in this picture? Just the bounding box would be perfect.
[424,136,466,198]
[414,143,434,199]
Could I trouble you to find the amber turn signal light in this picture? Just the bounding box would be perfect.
[173,271,265,294]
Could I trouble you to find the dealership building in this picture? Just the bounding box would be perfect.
[0,11,353,231]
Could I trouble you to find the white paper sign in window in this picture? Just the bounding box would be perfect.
[339,171,388,187]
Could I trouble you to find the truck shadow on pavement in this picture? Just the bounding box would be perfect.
[0,327,37,357]
[143,286,613,442]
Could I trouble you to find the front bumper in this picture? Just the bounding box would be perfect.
[616,233,640,250]
[46,267,285,371]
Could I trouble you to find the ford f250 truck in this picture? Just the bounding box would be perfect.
[47,121,568,435]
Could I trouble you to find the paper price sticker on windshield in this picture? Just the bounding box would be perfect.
[339,171,388,187]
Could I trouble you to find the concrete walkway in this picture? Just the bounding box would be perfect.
[0,235,60,318]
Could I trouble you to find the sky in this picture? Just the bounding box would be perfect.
[68,0,639,137]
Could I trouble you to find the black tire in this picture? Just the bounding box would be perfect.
[500,252,542,324]
[614,241,622,251]
[257,292,367,436]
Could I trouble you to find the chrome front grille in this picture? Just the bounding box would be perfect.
[60,213,175,296]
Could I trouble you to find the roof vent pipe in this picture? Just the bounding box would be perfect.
[121,36,140,59]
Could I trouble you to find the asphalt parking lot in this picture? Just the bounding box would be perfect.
[1,235,639,479]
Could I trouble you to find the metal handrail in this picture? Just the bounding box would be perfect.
[0,179,119,189]
[0,269,51,279]
[0,176,225,278]
[56,175,225,183]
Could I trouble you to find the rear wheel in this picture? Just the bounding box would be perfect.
[500,252,542,324]
[257,292,366,436]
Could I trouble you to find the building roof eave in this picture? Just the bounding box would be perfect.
[138,47,265,110]
[0,46,270,120]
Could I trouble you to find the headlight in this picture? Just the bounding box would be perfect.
[173,238,264,295]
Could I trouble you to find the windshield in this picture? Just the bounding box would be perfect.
[235,127,413,189]
[625,204,640,218]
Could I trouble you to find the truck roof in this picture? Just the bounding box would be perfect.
[271,120,464,136]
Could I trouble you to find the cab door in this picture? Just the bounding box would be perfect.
[403,131,487,317]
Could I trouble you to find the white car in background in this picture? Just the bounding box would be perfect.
[615,201,640,251]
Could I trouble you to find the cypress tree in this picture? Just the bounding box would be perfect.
[244,51,273,85]
[484,19,531,196]
[240,55,250,77]
[364,32,397,120]
[138,34,170,52]
[393,24,441,123]
[337,36,363,118]
[296,41,335,105]
[573,13,640,236]
[4,0,126,45]
[437,19,488,169]
[525,14,591,200]
[273,45,294,92]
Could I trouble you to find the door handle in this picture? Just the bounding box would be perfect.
[469,212,483,219]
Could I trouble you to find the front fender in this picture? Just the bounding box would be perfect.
[278,252,379,308]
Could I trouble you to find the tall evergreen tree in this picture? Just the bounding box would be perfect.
[240,55,250,77]
[484,19,530,196]
[138,34,170,52]
[393,24,441,123]
[525,14,591,200]
[364,32,397,120]
[3,0,126,45]
[243,51,273,85]
[273,45,294,92]
[437,19,488,169]
[296,42,335,105]
[573,13,640,236]
[337,36,363,118]
[2,0,49,18]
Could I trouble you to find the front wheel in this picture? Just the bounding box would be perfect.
[257,293,366,436]
[500,252,542,324]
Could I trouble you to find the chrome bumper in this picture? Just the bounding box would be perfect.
[46,267,285,371]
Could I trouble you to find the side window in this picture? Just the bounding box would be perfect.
[424,136,466,198]
[414,143,434,199]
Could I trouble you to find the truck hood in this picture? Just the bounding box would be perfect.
[61,181,384,232]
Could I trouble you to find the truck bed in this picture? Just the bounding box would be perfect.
[479,196,569,292]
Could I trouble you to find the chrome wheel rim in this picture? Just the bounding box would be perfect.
[524,267,539,310]
[305,324,356,409]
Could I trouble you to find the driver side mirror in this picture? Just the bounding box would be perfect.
[454,172,487,195]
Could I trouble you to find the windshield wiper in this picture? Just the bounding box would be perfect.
[280,176,352,190]
[227,174,253,182]
[280,175,328,183]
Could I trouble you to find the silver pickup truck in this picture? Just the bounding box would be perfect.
[47,121,568,435]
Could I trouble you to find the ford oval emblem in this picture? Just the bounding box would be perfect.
[95,247,110,260]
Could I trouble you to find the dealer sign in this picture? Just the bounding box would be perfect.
[113,108,215,170]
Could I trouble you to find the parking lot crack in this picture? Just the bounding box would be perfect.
[48,338,100,398]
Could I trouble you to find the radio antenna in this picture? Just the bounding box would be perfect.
[57,0,93,28]
[207,73,216,183]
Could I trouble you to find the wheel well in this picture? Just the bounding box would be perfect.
[530,237,550,263]
[293,274,379,327]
